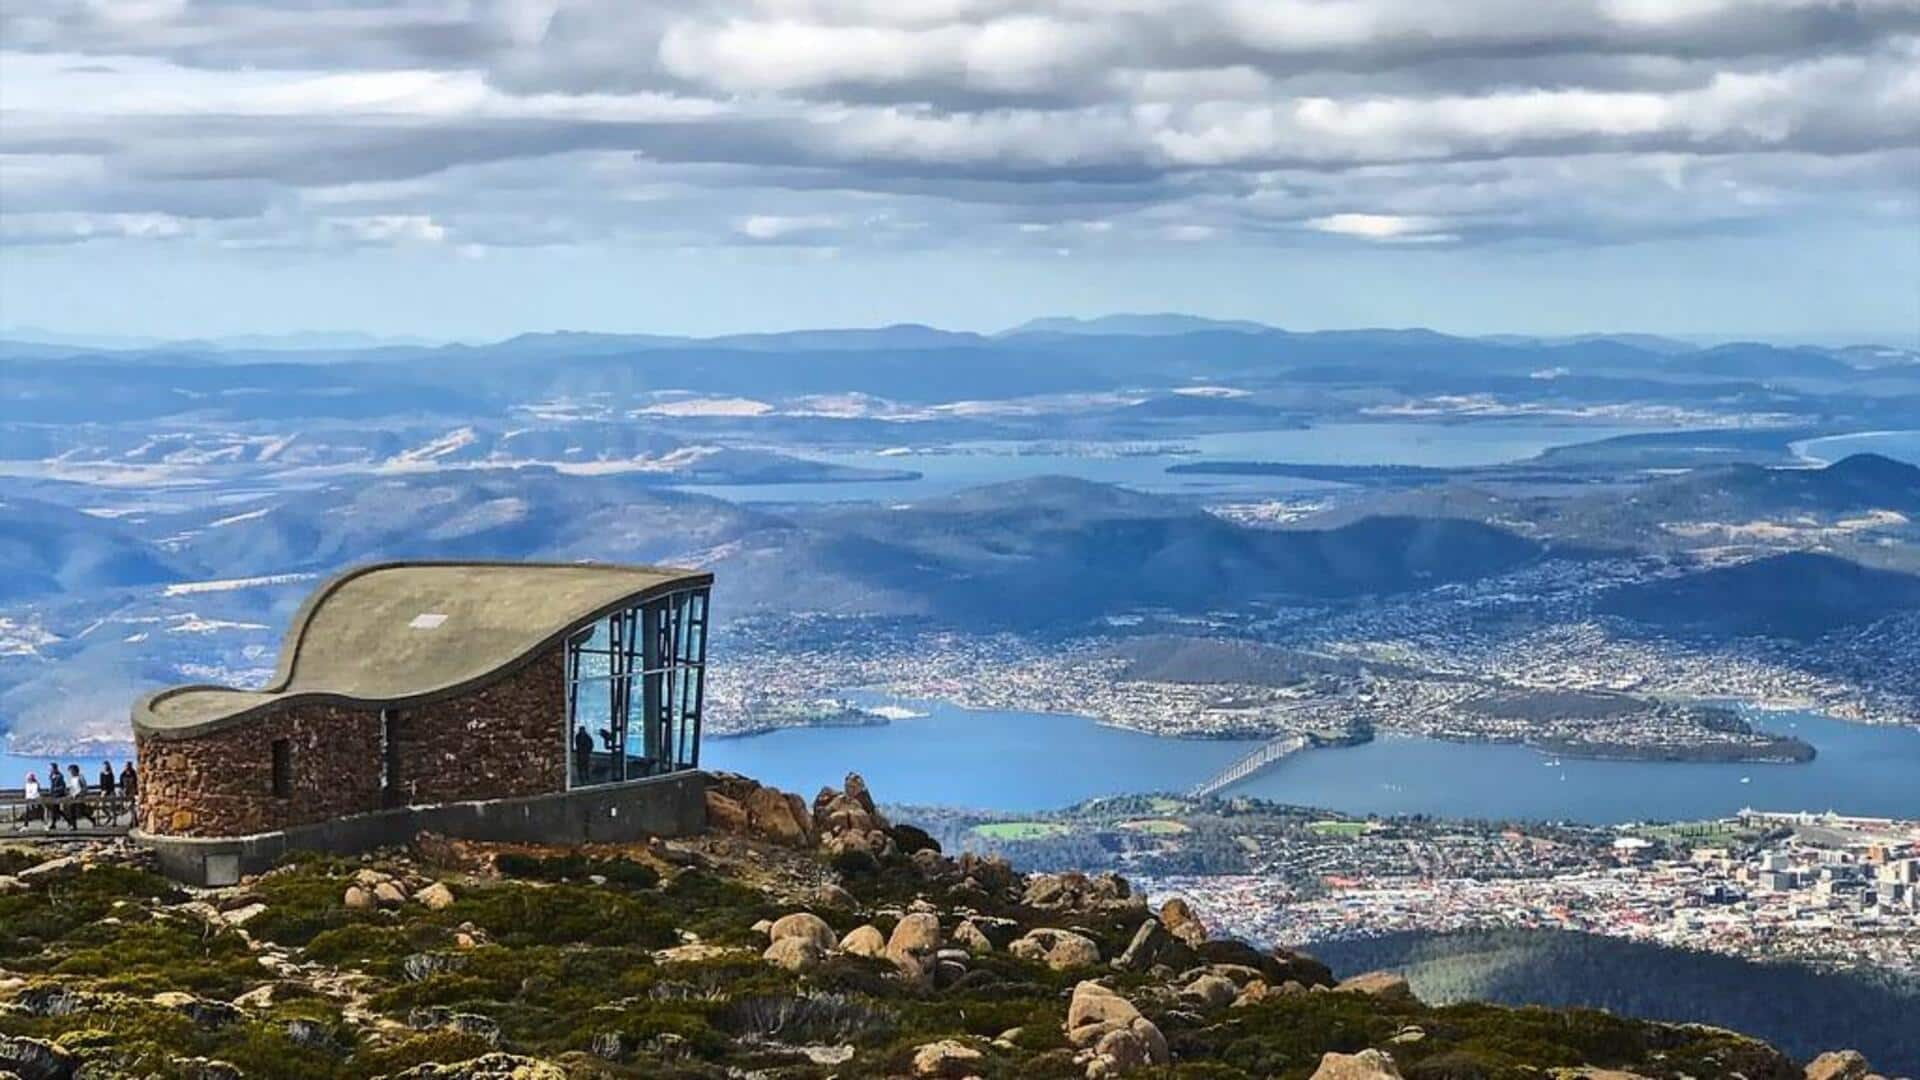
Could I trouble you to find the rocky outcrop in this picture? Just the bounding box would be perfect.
[768,912,838,952]
[887,912,944,979]
[383,1053,568,1079]
[1311,1049,1404,1079]
[1159,897,1208,947]
[0,1035,76,1080]
[1113,917,1198,973]
[910,1039,985,1078]
[706,773,815,848]
[840,924,887,958]
[1064,981,1169,1078]
[1804,1050,1881,1080]
[1336,971,1416,1003]
[1023,871,1140,913]
[814,773,895,857]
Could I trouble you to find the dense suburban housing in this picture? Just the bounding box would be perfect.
[132,561,713,883]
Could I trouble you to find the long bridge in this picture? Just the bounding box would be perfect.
[1188,734,1311,799]
[1,788,135,839]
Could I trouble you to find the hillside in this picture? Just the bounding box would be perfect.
[1597,552,1920,639]
[0,771,1881,1080]
[0,495,182,599]
[1310,929,1920,1072]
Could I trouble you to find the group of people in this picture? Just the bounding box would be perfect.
[14,760,137,830]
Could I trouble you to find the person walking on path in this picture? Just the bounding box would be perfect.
[18,772,44,830]
[66,764,93,829]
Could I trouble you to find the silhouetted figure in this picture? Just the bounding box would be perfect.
[120,761,138,803]
[574,726,595,784]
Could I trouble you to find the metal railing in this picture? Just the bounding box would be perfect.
[0,789,136,836]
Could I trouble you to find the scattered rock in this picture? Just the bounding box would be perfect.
[0,875,27,895]
[1267,945,1336,988]
[1311,1048,1404,1080]
[1336,971,1416,1003]
[889,912,943,954]
[402,952,468,983]
[284,1018,340,1053]
[414,882,456,911]
[1159,897,1208,947]
[763,936,826,972]
[0,1034,76,1080]
[911,1038,984,1078]
[768,912,838,953]
[1805,1050,1873,1080]
[840,924,888,958]
[384,1052,568,1079]
[342,885,375,911]
[886,912,944,979]
[232,985,276,1011]
[1114,918,1181,972]
[11,985,92,1017]
[152,991,240,1029]
[811,883,857,910]
[221,902,268,927]
[17,855,81,880]
[409,1007,502,1048]
[374,881,408,908]
[1024,871,1137,913]
[1009,928,1102,971]
[1179,972,1238,1010]
[952,919,994,953]
[1063,982,1168,1077]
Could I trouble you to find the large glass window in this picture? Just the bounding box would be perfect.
[564,588,708,787]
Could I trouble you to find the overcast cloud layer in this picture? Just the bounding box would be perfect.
[1,1,1916,336]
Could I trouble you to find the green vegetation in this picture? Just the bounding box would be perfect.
[1312,929,1920,1072]
[1305,820,1369,838]
[0,845,1852,1079]
[971,821,1072,840]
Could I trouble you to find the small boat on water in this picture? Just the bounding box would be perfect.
[1543,759,1563,767]
[1740,776,1752,784]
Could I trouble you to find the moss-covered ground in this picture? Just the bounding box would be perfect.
[0,838,1805,1079]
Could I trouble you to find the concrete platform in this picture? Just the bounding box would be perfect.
[136,769,709,886]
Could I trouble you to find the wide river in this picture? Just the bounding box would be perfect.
[702,698,1920,824]
[679,419,1659,503]
[9,702,1916,824]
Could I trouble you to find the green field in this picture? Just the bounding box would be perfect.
[1638,821,1752,847]
[972,821,1072,840]
[1306,820,1370,838]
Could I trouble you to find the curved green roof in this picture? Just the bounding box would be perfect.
[133,561,711,739]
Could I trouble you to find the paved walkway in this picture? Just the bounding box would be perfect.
[1,788,134,839]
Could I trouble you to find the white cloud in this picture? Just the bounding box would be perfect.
[0,0,1914,254]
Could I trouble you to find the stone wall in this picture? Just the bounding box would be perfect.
[137,647,568,839]
[389,647,567,806]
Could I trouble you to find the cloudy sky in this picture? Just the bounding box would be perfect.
[1,0,1916,341]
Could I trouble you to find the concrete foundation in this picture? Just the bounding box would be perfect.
[136,769,709,886]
